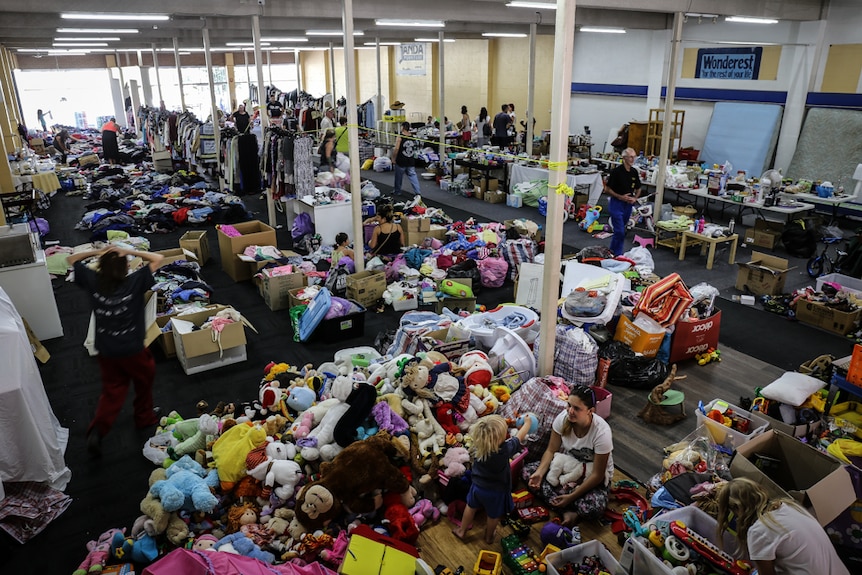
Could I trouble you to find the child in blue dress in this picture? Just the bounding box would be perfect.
[452,414,533,544]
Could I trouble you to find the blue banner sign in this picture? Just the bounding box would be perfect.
[695,47,763,80]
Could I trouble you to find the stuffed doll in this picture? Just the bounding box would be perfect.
[193,533,219,551]
[138,468,190,546]
[459,350,493,388]
[299,375,355,461]
[371,400,409,436]
[215,531,275,563]
[440,446,470,477]
[546,452,593,488]
[259,379,284,415]
[408,498,441,528]
[293,435,413,531]
[247,457,303,500]
[211,421,268,490]
[73,528,124,575]
[381,490,420,544]
[168,414,219,461]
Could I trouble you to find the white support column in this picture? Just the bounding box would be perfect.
[376,38,382,120]
[342,0,364,273]
[267,48,273,87]
[329,42,337,100]
[151,43,163,107]
[173,37,186,112]
[252,14,275,226]
[115,52,130,129]
[438,31,445,156]
[129,79,141,135]
[538,0,576,377]
[526,22,537,156]
[295,48,302,92]
[202,26,224,191]
[651,12,683,220]
[253,15,269,124]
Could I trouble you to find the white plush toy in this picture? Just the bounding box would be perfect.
[265,438,297,462]
[298,375,353,462]
[411,401,447,457]
[546,452,593,488]
[459,350,494,388]
[247,458,303,500]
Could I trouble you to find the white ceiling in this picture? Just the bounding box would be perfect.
[0,0,829,54]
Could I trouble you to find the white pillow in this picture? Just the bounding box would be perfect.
[760,371,825,407]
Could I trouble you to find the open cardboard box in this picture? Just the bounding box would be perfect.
[735,252,794,296]
[216,220,277,282]
[743,219,784,249]
[730,429,856,526]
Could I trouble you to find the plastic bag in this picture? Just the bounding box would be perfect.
[625,246,654,271]
[608,355,669,389]
[142,431,177,466]
[291,212,314,240]
[564,291,607,318]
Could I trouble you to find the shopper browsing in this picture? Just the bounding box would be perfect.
[232,103,250,133]
[67,246,164,458]
[320,105,335,131]
[52,126,70,164]
[367,204,404,257]
[453,414,534,544]
[392,121,421,197]
[716,478,849,575]
[266,94,284,120]
[100,117,121,165]
[475,106,491,147]
[604,147,642,255]
[318,128,337,172]
[525,385,614,527]
[492,104,512,149]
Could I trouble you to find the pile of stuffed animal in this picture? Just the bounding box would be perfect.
[75,348,511,573]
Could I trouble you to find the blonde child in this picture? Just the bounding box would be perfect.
[453,414,533,545]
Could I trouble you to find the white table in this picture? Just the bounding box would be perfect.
[780,191,858,222]
[0,287,71,498]
[286,196,353,246]
[509,163,604,205]
[0,225,63,340]
[687,189,815,222]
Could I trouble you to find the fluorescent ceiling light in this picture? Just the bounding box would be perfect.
[506,1,556,9]
[685,13,719,18]
[482,32,528,38]
[579,26,626,34]
[306,30,364,36]
[725,16,779,24]
[363,41,402,46]
[61,13,169,21]
[375,19,445,28]
[57,28,138,34]
[53,42,108,47]
[54,37,120,42]
[415,38,456,43]
[262,37,309,42]
[715,40,779,46]
[226,42,270,47]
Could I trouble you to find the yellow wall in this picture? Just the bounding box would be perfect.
[487,36,554,133]
[356,48,389,105]
[301,50,327,97]
[441,40,489,126]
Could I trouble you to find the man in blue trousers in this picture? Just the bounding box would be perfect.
[604,147,642,255]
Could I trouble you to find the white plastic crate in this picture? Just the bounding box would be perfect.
[816,273,862,298]
[625,506,744,575]
[174,331,247,375]
[546,540,622,575]
[695,398,770,449]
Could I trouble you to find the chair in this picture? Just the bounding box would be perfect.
[633,234,655,249]
[0,187,36,229]
[638,364,687,425]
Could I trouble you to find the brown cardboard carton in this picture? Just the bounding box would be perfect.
[735,252,793,296]
[346,270,387,307]
[795,300,862,335]
[743,219,784,249]
[216,220,277,282]
[256,271,307,311]
[179,230,210,264]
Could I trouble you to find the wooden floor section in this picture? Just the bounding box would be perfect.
[415,345,787,572]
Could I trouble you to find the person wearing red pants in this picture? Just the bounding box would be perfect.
[67,246,164,457]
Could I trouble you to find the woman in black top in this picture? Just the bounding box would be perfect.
[53,127,70,164]
[232,103,250,133]
[318,128,337,172]
[368,204,404,256]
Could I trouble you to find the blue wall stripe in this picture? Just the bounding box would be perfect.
[805,92,862,109]
[570,83,648,97]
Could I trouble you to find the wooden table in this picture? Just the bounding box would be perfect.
[679,232,739,270]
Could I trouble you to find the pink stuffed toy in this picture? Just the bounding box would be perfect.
[440,446,470,477]
[409,498,441,527]
[292,410,314,439]
[74,527,125,575]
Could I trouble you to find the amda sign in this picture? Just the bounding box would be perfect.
[695,47,762,80]
[396,43,426,76]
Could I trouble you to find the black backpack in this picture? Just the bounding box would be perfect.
[781,219,816,258]
[482,122,491,137]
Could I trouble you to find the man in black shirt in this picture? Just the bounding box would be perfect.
[604,147,642,255]
[266,94,284,121]
[491,104,512,148]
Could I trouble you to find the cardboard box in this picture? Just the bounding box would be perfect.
[29,138,46,155]
[346,270,387,307]
[152,149,172,173]
[743,219,784,249]
[485,190,506,204]
[735,252,793,296]
[730,429,856,526]
[613,313,666,358]
[514,262,544,308]
[179,230,210,264]
[669,309,721,363]
[403,217,430,233]
[171,305,248,375]
[428,224,448,241]
[217,220,277,282]
[23,317,50,363]
[796,300,862,335]
[758,410,822,439]
[256,271,307,311]
[420,327,472,360]
[155,248,188,266]
[505,219,543,243]
[434,278,476,314]
[480,178,499,193]
[288,286,315,310]
[472,185,484,200]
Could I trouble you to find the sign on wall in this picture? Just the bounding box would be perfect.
[396,43,426,76]
[694,47,763,80]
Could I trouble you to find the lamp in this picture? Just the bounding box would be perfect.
[853,163,862,199]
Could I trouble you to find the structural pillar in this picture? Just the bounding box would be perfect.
[173,37,187,112]
[342,0,364,273]
[151,44,163,107]
[202,26,224,191]
[252,14,275,227]
[651,12,683,220]
[438,31,445,155]
[526,22,536,156]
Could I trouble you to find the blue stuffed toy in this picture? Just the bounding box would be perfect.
[214,532,275,564]
[149,455,219,513]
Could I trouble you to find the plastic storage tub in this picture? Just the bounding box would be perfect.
[546,540,621,575]
[454,304,539,349]
[623,506,744,575]
[816,273,862,298]
[696,398,770,449]
[560,261,630,326]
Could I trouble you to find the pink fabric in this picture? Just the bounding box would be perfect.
[218,224,242,238]
[143,548,339,575]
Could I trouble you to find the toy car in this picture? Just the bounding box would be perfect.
[516,505,550,523]
[512,490,534,509]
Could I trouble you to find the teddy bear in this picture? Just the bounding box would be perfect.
[293,435,413,532]
[149,455,220,513]
[409,498,441,528]
[440,446,470,477]
[138,469,189,546]
[110,528,158,565]
[73,527,124,575]
[263,414,289,439]
[247,457,303,501]
[546,452,593,488]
